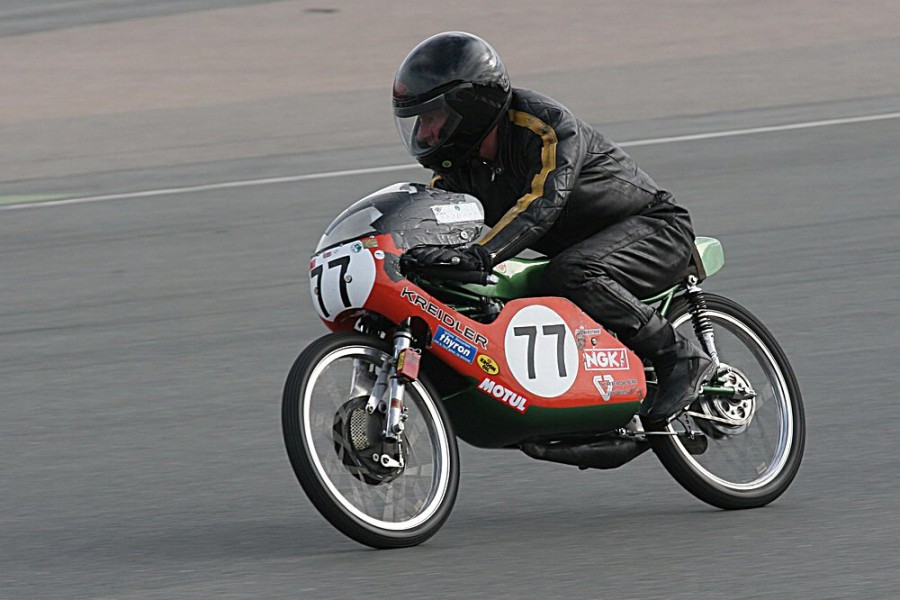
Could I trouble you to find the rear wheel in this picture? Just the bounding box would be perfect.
[282,333,459,548]
[650,294,805,509]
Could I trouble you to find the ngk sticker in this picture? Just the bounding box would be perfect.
[582,348,630,371]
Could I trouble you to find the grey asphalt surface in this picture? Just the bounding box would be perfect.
[2,2,900,599]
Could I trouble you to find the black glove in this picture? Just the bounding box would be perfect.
[403,244,493,272]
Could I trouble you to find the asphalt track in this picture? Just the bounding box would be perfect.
[2,2,900,599]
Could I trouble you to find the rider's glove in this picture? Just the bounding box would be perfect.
[403,244,493,272]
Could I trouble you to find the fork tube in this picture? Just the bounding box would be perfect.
[384,324,413,440]
[364,356,391,415]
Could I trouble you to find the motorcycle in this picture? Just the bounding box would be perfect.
[282,182,805,548]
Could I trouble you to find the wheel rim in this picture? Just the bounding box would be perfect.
[669,310,795,491]
[301,346,452,531]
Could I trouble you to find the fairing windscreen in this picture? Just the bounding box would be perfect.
[315,182,484,252]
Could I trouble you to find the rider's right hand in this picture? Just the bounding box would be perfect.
[402,244,491,273]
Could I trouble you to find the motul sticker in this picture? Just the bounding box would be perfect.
[583,348,630,371]
[478,378,528,413]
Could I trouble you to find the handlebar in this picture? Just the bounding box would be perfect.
[419,268,498,286]
[400,255,498,286]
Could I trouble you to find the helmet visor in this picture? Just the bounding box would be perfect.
[394,95,462,162]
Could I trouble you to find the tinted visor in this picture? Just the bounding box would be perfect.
[394,94,463,161]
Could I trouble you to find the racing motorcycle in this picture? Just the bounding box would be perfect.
[282,182,805,548]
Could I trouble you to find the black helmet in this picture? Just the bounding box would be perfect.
[393,32,511,172]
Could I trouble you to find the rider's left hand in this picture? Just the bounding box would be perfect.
[404,244,492,272]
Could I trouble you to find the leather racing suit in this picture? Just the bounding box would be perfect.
[431,87,697,352]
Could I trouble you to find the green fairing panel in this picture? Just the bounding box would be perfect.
[460,257,547,300]
[441,382,639,448]
[694,236,724,278]
[461,236,724,301]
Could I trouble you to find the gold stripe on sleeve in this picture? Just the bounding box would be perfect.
[479,110,558,245]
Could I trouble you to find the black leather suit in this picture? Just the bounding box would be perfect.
[432,88,696,350]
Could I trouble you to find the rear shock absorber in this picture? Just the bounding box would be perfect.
[685,275,720,366]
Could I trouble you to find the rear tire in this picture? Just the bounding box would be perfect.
[650,294,805,509]
[282,333,459,548]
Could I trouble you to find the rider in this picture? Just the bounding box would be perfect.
[392,31,716,428]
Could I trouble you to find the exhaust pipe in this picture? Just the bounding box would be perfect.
[520,436,650,470]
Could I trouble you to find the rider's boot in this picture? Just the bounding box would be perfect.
[630,316,717,429]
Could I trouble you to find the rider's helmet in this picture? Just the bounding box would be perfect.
[392,32,512,173]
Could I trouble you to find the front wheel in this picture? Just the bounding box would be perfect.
[282,332,459,548]
[650,294,805,509]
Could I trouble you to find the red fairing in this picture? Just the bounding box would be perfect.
[310,234,646,411]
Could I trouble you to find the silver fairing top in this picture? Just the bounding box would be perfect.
[315,182,484,253]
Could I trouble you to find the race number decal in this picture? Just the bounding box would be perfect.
[504,305,578,398]
[309,241,377,321]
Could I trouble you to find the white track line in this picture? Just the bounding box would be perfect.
[3,111,899,211]
[621,112,900,146]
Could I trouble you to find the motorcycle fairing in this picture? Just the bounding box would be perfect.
[310,234,647,447]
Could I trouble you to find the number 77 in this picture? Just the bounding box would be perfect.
[513,324,567,380]
[311,255,352,317]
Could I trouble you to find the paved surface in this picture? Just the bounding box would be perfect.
[2,2,900,598]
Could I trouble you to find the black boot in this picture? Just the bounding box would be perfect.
[639,333,716,428]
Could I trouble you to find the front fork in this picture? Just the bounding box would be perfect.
[363,321,418,468]
[384,327,413,441]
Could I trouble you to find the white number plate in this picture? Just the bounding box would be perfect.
[504,305,578,398]
[309,241,377,322]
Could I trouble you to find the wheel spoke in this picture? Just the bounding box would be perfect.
[652,295,804,508]
[294,342,452,532]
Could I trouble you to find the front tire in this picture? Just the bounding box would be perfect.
[650,294,805,509]
[282,333,459,548]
